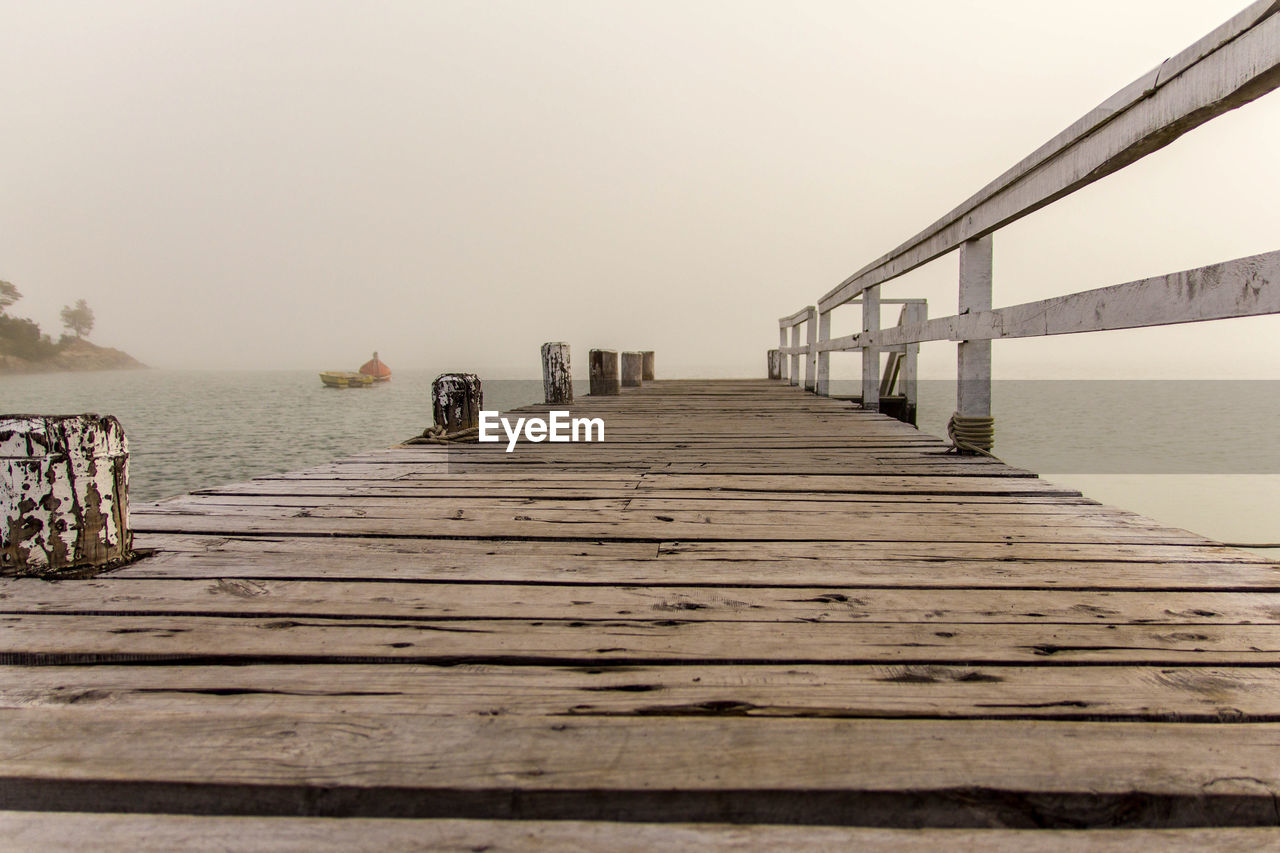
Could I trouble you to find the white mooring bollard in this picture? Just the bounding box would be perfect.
[1,414,132,576]
[432,374,483,435]
[541,342,573,405]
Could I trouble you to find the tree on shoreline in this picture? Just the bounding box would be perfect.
[0,281,18,314]
[61,299,94,339]
[0,281,59,360]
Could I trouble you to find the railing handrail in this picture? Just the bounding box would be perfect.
[778,307,812,327]
[770,2,1280,450]
[815,0,1279,314]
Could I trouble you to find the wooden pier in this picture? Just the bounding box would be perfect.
[4,379,1280,846]
[4,3,1280,846]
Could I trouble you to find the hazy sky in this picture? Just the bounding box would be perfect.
[2,0,1277,378]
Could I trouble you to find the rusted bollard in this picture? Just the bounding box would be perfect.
[432,373,483,435]
[641,351,655,381]
[621,352,643,387]
[541,342,573,405]
[1,414,132,577]
[589,349,620,396]
[767,349,783,380]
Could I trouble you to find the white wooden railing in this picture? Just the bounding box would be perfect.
[772,0,1280,451]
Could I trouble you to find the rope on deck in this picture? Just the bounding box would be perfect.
[403,425,480,445]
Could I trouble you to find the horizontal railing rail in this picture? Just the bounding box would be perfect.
[772,0,1280,453]
[823,251,1280,352]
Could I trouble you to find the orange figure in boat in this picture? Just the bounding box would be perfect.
[359,351,392,382]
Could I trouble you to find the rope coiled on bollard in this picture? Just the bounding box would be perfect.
[946,413,995,457]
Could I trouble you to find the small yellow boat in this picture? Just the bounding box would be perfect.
[319,371,374,388]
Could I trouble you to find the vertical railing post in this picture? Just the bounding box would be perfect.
[816,309,831,396]
[957,235,993,421]
[860,286,881,411]
[783,324,793,384]
[902,302,925,426]
[778,326,789,382]
[803,306,817,392]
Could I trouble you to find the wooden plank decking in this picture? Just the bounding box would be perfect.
[4,379,1280,845]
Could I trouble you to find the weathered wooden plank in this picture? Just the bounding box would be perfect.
[3,813,1273,853]
[311,459,1032,478]
[656,539,1271,563]
[4,710,1280,826]
[6,613,1280,665]
[7,578,1278,625]
[207,474,1086,497]
[146,494,1159,524]
[128,498,1210,544]
[8,663,1280,722]
[128,510,1208,545]
[192,481,1103,506]
[112,550,1280,591]
[153,495,1128,521]
[634,474,1079,495]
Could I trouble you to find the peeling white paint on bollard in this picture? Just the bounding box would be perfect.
[1,414,132,576]
[432,374,483,435]
[541,342,572,405]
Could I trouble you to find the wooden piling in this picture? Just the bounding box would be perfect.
[1,414,131,576]
[540,342,572,405]
[621,352,643,387]
[588,349,620,396]
[767,349,782,380]
[431,374,482,435]
[641,351,655,381]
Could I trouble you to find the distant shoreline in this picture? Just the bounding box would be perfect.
[0,339,146,375]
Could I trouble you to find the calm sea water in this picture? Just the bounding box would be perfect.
[0,370,551,503]
[3,371,1277,553]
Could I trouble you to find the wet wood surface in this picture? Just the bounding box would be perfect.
[3,379,1279,838]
